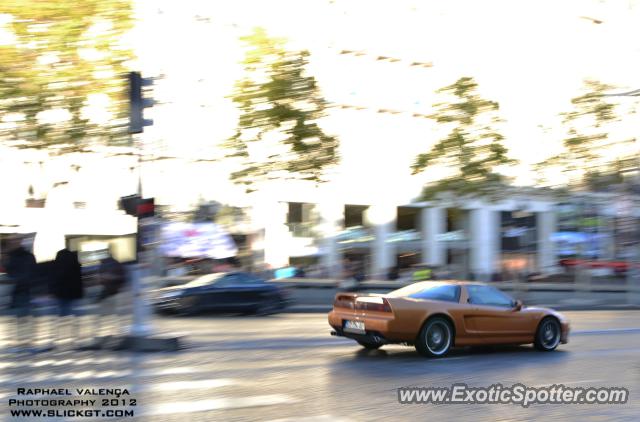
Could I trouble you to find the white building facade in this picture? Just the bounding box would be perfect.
[250,184,561,280]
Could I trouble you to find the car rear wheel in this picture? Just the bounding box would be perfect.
[415,317,453,358]
[357,340,382,350]
[534,317,561,351]
[256,300,280,316]
[176,296,198,316]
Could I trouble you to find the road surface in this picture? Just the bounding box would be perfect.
[1,311,639,421]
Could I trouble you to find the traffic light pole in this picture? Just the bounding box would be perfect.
[120,131,179,350]
[97,76,181,350]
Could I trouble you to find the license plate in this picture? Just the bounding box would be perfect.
[344,320,365,333]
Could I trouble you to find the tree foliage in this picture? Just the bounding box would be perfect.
[226,28,338,188]
[0,0,133,152]
[536,80,636,191]
[412,77,516,199]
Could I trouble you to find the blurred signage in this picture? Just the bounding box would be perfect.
[551,231,609,257]
[159,222,237,259]
[436,230,467,242]
[387,230,421,243]
[501,211,537,252]
[504,227,528,238]
[337,227,374,244]
[274,267,297,279]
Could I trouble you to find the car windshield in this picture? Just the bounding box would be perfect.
[467,284,514,307]
[182,273,226,288]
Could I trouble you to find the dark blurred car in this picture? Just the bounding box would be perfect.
[153,271,290,315]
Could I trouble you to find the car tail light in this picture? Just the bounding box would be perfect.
[355,297,392,313]
[333,294,356,310]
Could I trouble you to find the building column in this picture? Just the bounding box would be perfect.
[318,202,344,279]
[252,199,289,270]
[264,201,290,269]
[537,211,558,275]
[366,204,396,279]
[420,207,446,266]
[469,208,500,281]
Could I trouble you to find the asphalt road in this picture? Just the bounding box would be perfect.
[1,311,639,421]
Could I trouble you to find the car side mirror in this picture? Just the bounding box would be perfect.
[512,299,523,311]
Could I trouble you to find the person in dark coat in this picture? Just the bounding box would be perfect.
[5,238,37,316]
[53,248,84,316]
[4,236,37,349]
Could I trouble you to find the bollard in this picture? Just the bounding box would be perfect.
[128,264,155,337]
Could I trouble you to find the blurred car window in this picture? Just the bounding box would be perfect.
[408,284,461,302]
[218,272,265,287]
[183,273,225,288]
[388,281,448,298]
[216,273,245,287]
[241,273,265,284]
[467,285,513,307]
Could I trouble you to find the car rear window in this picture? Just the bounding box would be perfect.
[408,284,461,302]
[389,283,461,303]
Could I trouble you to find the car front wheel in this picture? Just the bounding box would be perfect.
[534,317,561,351]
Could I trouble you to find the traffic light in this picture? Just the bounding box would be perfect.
[119,195,155,218]
[120,194,140,216]
[137,198,155,219]
[128,71,154,134]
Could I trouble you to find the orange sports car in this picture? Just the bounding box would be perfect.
[328,281,570,357]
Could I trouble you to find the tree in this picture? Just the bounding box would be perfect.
[412,76,516,199]
[0,1,134,152]
[535,80,636,191]
[226,28,339,189]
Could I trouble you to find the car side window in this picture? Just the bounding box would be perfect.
[216,274,241,287]
[216,273,264,287]
[467,285,513,307]
[409,285,461,302]
[240,273,265,284]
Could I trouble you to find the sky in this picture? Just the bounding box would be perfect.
[127,0,640,193]
[3,0,626,210]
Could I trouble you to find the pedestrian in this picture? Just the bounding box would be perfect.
[94,248,126,337]
[53,248,84,345]
[4,236,37,352]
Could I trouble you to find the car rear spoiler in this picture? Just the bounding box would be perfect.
[333,292,393,313]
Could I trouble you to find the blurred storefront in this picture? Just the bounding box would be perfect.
[500,210,538,280]
[245,190,564,281]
